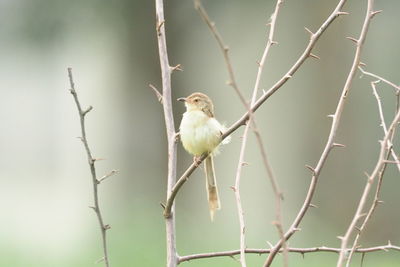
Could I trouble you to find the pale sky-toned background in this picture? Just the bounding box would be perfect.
[0,0,399,266]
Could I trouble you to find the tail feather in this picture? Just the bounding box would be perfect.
[205,156,221,221]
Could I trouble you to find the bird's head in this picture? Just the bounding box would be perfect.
[178,92,214,116]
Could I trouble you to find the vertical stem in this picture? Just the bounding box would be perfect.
[154,0,178,266]
[67,68,110,267]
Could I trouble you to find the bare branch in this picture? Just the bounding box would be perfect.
[154,0,179,266]
[263,1,355,265]
[67,68,111,267]
[339,108,400,267]
[371,81,400,172]
[343,80,400,266]
[336,2,392,265]
[358,67,400,93]
[194,0,247,108]
[178,244,400,263]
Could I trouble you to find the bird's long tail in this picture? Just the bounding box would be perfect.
[204,155,221,221]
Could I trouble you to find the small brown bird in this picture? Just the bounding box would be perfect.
[178,92,229,220]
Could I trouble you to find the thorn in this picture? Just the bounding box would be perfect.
[309,53,320,60]
[241,161,250,166]
[309,203,318,208]
[304,27,313,36]
[230,186,236,192]
[337,236,344,240]
[98,169,119,183]
[95,257,105,264]
[156,20,165,35]
[293,227,301,232]
[333,143,346,148]
[174,132,180,142]
[93,158,105,162]
[372,80,381,86]
[223,46,229,52]
[89,206,96,211]
[354,226,362,232]
[170,64,183,72]
[359,62,367,67]
[160,202,166,209]
[104,224,111,230]
[388,240,392,246]
[82,106,93,116]
[337,11,349,16]
[285,74,292,79]
[267,241,274,249]
[271,40,278,45]
[346,36,358,44]
[358,213,367,219]
[377,200,384,205]
[148,83,163,104]
[256,61,261,67]
[327,114,335,118]
[229,255,240,263]
[370,10,383,18]
[305,164,316,174]
[364,171,370,178]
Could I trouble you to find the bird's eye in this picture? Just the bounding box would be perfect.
[194,99,199,102]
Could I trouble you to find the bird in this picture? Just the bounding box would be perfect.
[177,92,230,220]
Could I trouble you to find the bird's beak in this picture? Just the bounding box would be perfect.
[177,97,186,102]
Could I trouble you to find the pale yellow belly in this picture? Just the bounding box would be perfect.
[179,111,222,156]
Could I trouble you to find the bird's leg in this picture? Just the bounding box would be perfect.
[193,156,202,167]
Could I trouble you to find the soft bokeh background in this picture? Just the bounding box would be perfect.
[0,0,399,266]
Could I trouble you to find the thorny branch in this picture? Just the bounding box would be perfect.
[339,104,400,267]
[264,0,354,265]
[154,0,179,266]
[67,68,111,267]
[345,81,398,266]
[178,243,400,263]
[335,0,382,265]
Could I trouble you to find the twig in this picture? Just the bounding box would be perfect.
[358,67,400,93]
[263,0,353,265]
[345,153,390,266]
[342,82,400,266]
[335,1,383,265]
[67,68,111,267]
[154,0,179,266]
[371,81,400,172]
[194,0,247,108]
[339,108,400,267]
[163,0,348,221]
[233,0,285,266]
[177,243,400,263]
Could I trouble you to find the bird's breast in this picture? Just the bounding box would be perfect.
[179,111,222,156]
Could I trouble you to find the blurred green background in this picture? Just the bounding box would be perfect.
[0,0,399,266]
